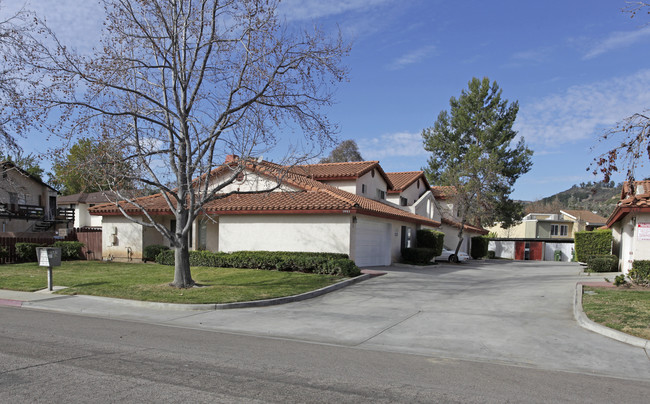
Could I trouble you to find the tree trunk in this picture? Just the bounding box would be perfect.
[172,235,194,288]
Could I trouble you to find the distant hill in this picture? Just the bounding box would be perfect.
[524,181,621,218]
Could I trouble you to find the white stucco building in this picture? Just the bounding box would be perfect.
[605,180,650,274]
[89,159,480,266]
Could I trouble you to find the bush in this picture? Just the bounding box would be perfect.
[416,229,444,257]
[15,242,42,262]
[401,247,436,265]
[586,254,618,273]
[0,246,8,259]
[155,250,359,277]
[470,236,489,259]
[629,260,650,286]
[574,229,612,263]
[613,274,628,287]
[487,250,496,259]
[143,244,170,262]
[52,241,85,260]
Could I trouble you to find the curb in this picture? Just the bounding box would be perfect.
[574,283,650,349]
[13,271,384,312]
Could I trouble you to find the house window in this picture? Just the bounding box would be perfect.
[550,224,558,236]
[400,196,407,206]
[371,170,375,178]
[376,189,385,199]
[560,225,568,236]
[417,180,420,189]
[361,184,366,194]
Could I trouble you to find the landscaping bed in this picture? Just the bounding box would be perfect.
[582,286,650,340]
[0,261,345,304]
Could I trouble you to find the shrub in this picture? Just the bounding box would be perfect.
[401,247,436,265]
[613,274,628,287]
[0,246,8,259]
[470,236,489,259]
[52,241,85,260]
[487,250,496,259]
[629,260,650,286]
[155,250,359,276]
[416,229,444,256]
[574,229,612,263]
[143,244,170,262]
[586,254,618,273]
[15,242,42,262]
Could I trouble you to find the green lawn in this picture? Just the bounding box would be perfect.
[0,261,344,304]
[583,286,650,340]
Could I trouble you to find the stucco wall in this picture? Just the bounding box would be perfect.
[218,214,351,254]
[439,224,470,253]
[322,179,356,194]
[356,170,388,200]
[1,167,57,218]
[615,212,650,274]
[488,240,515,259]
[102,216,144,260]
[209,170,299,194]
[544,242,575,262]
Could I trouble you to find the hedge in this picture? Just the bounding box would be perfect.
[401,247,436,265]
[155,250,359,277]
[15,242,42,262]
[629,260,650,286]
[585,254,618,273]
[52,241,85,260]
[574,229,612,263]
[143,244,170,262]
[416,229,444,257]
[470,236,489,259]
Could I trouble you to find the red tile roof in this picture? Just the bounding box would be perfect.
[293,161,379,179]
[441,217,489,235]
[89,160,441,227]
[605,181,650,228]
[431,186,456,199]
[385,171,430,193]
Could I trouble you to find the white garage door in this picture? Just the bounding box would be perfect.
[354,218,391,267]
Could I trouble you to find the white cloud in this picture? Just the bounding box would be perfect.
[515,69,650,147]
[386,45,436,70]
[358,131,427,159]
[278,0,394,22]
[507,46,554,67]
[583,25,650,59]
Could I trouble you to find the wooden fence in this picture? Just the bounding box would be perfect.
[0,228,102,264]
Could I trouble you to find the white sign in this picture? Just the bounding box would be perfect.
[637,223,650,241]
[38,249,50,266]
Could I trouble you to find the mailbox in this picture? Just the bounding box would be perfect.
[37,247,62,267]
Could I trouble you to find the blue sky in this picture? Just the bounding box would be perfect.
[4,0,650,201]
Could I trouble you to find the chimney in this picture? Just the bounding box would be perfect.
[225,154,238,164]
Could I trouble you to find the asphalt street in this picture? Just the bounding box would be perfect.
[1,260,649,402]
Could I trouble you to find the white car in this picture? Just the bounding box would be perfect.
[435,248,470,263]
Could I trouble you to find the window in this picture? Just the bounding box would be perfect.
[550,224,558,236]
[560,225,568,236]
[361,184,366,194]
[376,189,385,199]
[399,196,407,206]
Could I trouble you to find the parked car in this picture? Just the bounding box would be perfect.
[434,248,470,263]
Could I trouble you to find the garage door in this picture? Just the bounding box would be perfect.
[354,218,391,267]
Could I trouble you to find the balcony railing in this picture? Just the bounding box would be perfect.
[0,204,74,222]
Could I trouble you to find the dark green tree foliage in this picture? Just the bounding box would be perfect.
[422,77,533,256]
[470,236,489,259]
[416,229,444,256]
[574,229,612,262]
[319,140,364,163]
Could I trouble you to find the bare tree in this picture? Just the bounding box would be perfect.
[15,0,348,287]
[0,1,33,151]
[591,2,650,183]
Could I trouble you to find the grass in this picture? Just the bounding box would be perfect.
[0,261,344,304]
[583,286,650,340]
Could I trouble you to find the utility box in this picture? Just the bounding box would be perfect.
[37,247,62,267]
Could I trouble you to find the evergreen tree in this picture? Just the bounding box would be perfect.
[422,77,532,257]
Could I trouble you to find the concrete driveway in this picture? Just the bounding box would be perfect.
[14,260,650,380]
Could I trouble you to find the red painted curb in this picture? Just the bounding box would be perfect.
[0,299,23,307]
